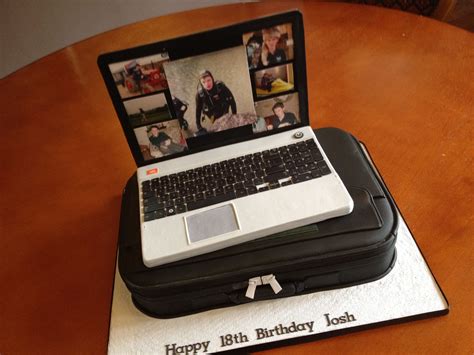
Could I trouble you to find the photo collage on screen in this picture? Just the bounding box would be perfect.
[108,53,188,161]
[243,23,301,133]
[108,21,300,161]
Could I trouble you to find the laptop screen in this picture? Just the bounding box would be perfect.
[98,11,308,167]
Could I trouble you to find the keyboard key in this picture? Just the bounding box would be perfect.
[143,197,159,206]
[293,173,313,183]
[295,159,305,167]
[236,189,247,197]
[297,145,308,152]
[184,195,195,203]
[243,179,254,188]
[258,186,269,192]
[141,184,152,192]
[234,182,244,190]
[311,169,322,178]
[144,212,156,222]
[288,146,298,154]
[187,192,236,211]
[302,156,314,164]
[144,209,166,221]
[195,192,204,200]
[207,181,217,189]
[287,166,299,176]
[269,182,280,189]
[165,185,176,193]
[310,149,323,161]
[297,166,308,174]
[264,171,289,183]
[176,204,187,213]
[267,156,283,166]
[317,161,331,175]
[265,164,285,175]
[246,186,258,194]
[164,200,174,208]
[300,151,311,159]
[216,178,226,186]
[144,202,164,213]
[254,169,265,178]
[166,207,176,216]
[244,172,256,180]
[142,191,156,199]
[156,209,167,219]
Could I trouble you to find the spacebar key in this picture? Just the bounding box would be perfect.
[187,192,236,211]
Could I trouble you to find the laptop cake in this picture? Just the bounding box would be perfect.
[98,10,353,268]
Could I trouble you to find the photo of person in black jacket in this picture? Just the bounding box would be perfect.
[267,102,297,130]
[163,46,257,137]
[254,93,300,133]
[195,70,237,133]
[148,125,185,156]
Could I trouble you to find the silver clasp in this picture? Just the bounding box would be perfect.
[245,274,282,299]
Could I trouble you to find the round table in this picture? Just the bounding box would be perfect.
[1,2,472,353]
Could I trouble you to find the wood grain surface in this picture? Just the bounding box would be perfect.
[1,2,473,354]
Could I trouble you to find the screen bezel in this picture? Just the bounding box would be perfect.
[97,10,308,168]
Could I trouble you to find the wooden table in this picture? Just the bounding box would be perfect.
[1,2,472,354]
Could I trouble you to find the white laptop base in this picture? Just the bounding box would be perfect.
[137,126,354,267]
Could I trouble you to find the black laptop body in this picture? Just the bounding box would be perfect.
[117,127,398,318]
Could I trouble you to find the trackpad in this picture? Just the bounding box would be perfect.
[185,204,240,243]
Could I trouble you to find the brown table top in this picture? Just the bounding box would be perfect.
[1,1,473,354]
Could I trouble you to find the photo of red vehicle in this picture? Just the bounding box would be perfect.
[123,60,168,95]
[109,53,169,99]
